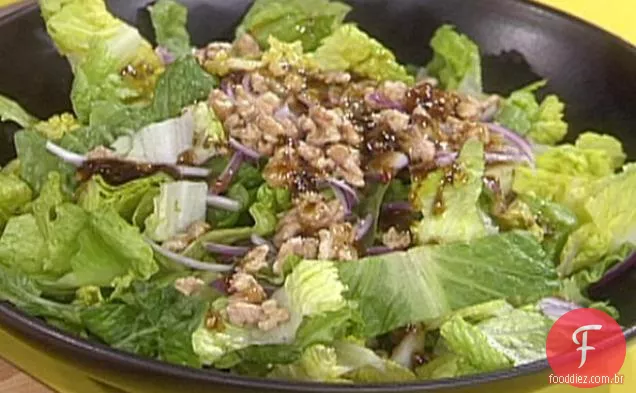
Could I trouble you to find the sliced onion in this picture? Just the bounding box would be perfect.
[146,239,233,272]
[382,201,412,212]
[435,151,528,167]
[327,178,359,213]
[274,103,293,121]
[155,46,175,65]
[221,79,235,100]
[391,329,426,369]
[210,278,228,294]
[434,152,457,167]
[251,234,276,251]
[45,141,86,166]
[355,214,373,241]
[487,123,535,165]
[176,166,212,178]
[46,141,211,178]
[205,242,250,256]
[367,92,405,111]
[539,297,582,320]
[242,73,252,95]
[365,246,393,256]
[206,195,241,211]
[212,151,243,194]
[229,138,261,160]
[389,152,409,171]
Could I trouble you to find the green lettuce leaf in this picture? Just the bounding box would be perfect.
[237,0,351,51]
[495,81,567,145]
[356,182,389,249]
[148,0,191,57]
[0,94,38,128]
[78,174,170,223]
[268,344,350,382]
[575,131,626,169]
[412,139,493,245]
[0,173,158,289]
[144,181,208,242]
[313,24,413,83]
[192,259,350,366]
[536,145,615,178]
[81,282,207,367]
[415,352,477,380]
[0,173,32,231]
[14,131,75,195]
[338,231,559,337]
[426,25,482,97]
[0,265,82,327]
[33,113,80,141]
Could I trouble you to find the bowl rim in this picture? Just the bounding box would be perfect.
[1,0,636,391]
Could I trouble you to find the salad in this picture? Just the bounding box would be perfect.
[0,0,634,384]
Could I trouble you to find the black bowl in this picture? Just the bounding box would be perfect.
[1,1,636,392]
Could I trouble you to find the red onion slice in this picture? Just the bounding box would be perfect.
[146,239,234,272]
[365,246,393,256]
[487,123,535,165]
[206,195,241,211]
[355,214,373,241]
[212,151,244,194]
[155,46,176,65]
[382,201,412,212]
[367,92,405,111]
[327,178,359,213]
[205,242,250,256]
[46,141,211,178]
[221,79,235,100]
[539,297,582,320]
[229,138,261,160]
[251,234,276,251]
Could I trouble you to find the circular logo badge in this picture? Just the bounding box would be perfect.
[546,308,626,388]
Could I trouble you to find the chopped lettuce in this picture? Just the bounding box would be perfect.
[261,37,318,75]
[0,94,38,128]
[495,81,567,145]
[237,0,351,51]
[78,174,170,223]
[81,282,207,367]
[0,173,158,289]
[192,260,350,366]
[313,24,413,83]
[39,0,163,122]
[433,307,552,375]
[0,173,32,231]
[188,102,227,164]
[268,344,350,382]
[412,139,494,245]
[33,113,80,141]
[148,0,191,58]
[116,111,194,164]
[144,181,208,242]
[575,132,626,169]
[536,145,615,178]
[338,231,559,337]
[426,25,482,97]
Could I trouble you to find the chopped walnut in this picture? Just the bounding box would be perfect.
[195,42,232,65]
[86,146,117,160]
[456,99,480,121]
[228,272,267,304]
[273,236,319,274]
[306,106,342,146]
[382,227,411,250]
[240,245,270,274]
[162,221,210,252]
[226,301,263,327]
[232,33,261,59]
[298,142,335,172]
[174,276,205,296]
[317,71,352,85]
[317,222,358,261]
[263,144,300,189]
[398,126,436,164]
[327,144,365,187]
[258,299,291,331]
[380,81,408,103]
[296,192,345,233]
[187,221,211,240]
[380,109,410,132]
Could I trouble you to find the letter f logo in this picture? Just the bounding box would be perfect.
[572,325,603,368]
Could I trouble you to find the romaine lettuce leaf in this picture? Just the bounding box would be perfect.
[0,94,38,128]
[268,344,350,382]
[81,282,207,367]
[338,231,559,337]
[145,181,208,242]
[237,0,351,51]
[575,131,626,169]
[0,173,32,231]
[0,173,158,289]
[148,0,191,58]
[313,24,413,83]
[426,25,482,97]
[78,174,170,222]
[415,352,477,380]
[495,81,567,145]
[412,139,493,245]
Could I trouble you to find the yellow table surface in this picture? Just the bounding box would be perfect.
[1,0,635,392]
